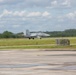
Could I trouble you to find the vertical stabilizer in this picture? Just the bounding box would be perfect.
[26,30,31,37]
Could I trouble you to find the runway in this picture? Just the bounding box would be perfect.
[0,50,76,75]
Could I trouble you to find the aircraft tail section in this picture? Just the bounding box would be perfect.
[26,30,31,37]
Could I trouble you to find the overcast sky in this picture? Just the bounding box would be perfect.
[0,0,76,32]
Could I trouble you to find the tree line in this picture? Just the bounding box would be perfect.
[0,29,76,38]
[0,31,24,38]
[46,29,76,37]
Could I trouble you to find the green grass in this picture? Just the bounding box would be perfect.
[0,45,76,50]
[0,38,55,46]
[0,37,76,49]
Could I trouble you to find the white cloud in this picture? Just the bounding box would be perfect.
[57,11,76,22]
[27,12,41,17]
[0,0,75,9]
[3,9,12,15]
[42,11,50,17]
[0,10,48,18]
[66,13,75,19]
[0,9,12,17]
[47,0,73,9]
[27,11,50,18]
[51,0,58,7]
[0,9,27,18]
[62,0,71,7]
[13,11,26,17]
[66,11,76,20]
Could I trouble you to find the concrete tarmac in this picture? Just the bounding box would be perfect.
[0,50,76,75]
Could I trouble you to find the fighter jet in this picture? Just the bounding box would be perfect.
[24,30,50,39]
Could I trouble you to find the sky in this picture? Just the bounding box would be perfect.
[0,0,76,33]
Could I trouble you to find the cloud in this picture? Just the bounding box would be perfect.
[64,11,76,21]
[57,11,76,25]
[0,9,12,17]
[27,11,50,17]
[51,0,58,7]
[66,12,75,19]
[0,0,75,9]
[42,11,50,17]
[13,11,26,17]
[0,9,51,18]
[61,0,71,7]
[47,0,74,9]
[27,12,41,17]
[3,9,12,15]
[0,9,26,18]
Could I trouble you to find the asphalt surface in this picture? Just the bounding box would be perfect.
[0,50,76,75]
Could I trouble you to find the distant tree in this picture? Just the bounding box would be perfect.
[2,31,14,38]
[0,34,3,38]
[16,32,24,38]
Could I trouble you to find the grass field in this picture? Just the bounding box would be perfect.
[0,37,76,49]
